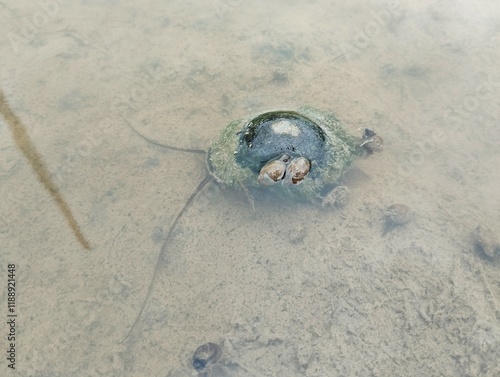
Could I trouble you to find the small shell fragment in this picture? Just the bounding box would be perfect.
[382,203,412,236]
[322,185,351,207]
[284,156,311,185]
[258,158,287,186]
[192,342,222,371]
[360,128,384,154]
[473,224,499,259]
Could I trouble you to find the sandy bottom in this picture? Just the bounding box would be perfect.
[0,0,499,376]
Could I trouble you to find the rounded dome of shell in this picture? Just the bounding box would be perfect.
[206,106,361,201]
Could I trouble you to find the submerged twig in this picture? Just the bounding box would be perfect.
[120,174,214,343]
[119,114,213,342]
[0,88,91,249]
[121,115,206,155]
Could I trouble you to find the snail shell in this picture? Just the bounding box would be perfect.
[192,342,222,371]
[360,128,384,154]
[382,203,412,236]
[284,156,311,185]
[473,224,499,259]
[258,154,290,186]
[322,185,351,207]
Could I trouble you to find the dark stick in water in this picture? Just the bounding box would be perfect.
[0,88,91,249]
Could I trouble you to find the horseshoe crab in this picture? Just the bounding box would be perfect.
[207,106,365,201]
[120,106,381,343]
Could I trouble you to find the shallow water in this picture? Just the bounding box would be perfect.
[1,1,499,376]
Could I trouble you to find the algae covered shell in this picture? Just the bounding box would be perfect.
[206,106,362,201]
[382,203,413,236]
